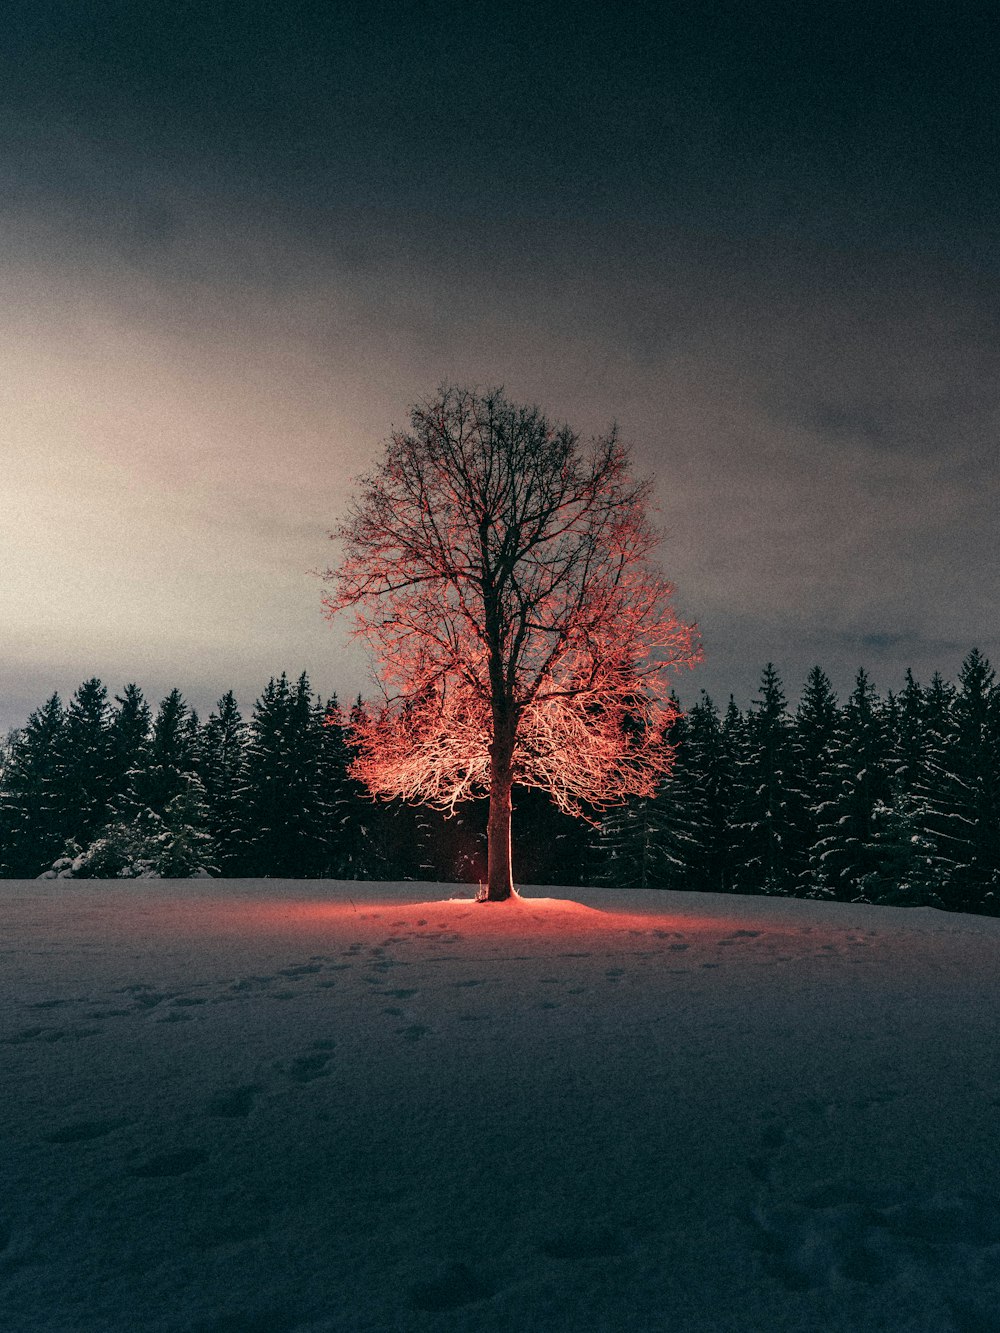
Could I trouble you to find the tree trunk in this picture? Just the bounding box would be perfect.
[484,724,515,901]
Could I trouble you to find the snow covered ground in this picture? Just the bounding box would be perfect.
[2,880,1000,1333]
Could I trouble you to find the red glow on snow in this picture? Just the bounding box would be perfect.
[26,888,726,948]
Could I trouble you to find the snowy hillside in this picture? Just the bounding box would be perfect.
[2,880,999,1332]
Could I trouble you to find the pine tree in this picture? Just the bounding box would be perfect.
[857,669,947,906]
[889,670,926,798]
[590,794,659,888]
[108,684,152,809]
[242,673,335,877]
[732,665,795,894]
[56,678,115,852]
[132,689,201,818]
[717,696,747,892]
[150,776,216,877]
[650,704,715,891]
[591,694,737,895]
[62,774,216,880]
[339,695,400,879]
[789,667,839,894]
[0,732,9,873]
[678,692,740,893]
[809,669,890,900]
[198,691,246,875]
[911,672,959,897]
[0,694,67,876]
[589,708,680,890]
[855,796,943,907]
[930,650,1000,911]
[441,804,489,886]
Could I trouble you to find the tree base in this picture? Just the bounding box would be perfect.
[476,883,515,902]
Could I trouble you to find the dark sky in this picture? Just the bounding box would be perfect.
[2,1,998,730]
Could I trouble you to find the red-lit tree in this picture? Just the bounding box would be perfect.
[322,386,700,900]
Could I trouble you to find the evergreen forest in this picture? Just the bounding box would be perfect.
[1,653,998,916]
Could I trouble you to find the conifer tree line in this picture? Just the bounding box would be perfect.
[593,650,1000,915]
[0,671,532,884]
[1,651,998,915]
[0,674,398,882]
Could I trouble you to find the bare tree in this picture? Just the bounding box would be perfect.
[323,386,699,900]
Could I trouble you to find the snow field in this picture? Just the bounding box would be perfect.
[2,881,1000,1332]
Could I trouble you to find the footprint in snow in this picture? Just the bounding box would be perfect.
[114,984,174,1009]
[849,1088,901,1111]
[206,1085,261,1119]
[128,1148,208,1178]
[227,976,275,994]
[283,1051,333,1083]
[752,1195,897,1290]
[407,1261,495,1312]
[2,1025,101,1044]
[130,992,173,1010]
[753,1186,1000,1293]
[397,1023,430,1042]
[42,1116,133,1144]
[4,1026,56,1045]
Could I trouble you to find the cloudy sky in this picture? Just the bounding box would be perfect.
[2,2,998,732]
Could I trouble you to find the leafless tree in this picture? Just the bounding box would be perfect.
[323,386,699,900]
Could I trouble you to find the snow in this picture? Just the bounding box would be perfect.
[3,879,1000,1333]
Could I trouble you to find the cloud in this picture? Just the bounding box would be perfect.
[1,168,997,730]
